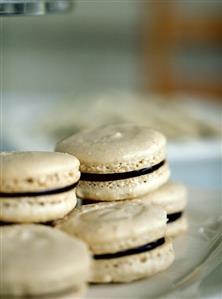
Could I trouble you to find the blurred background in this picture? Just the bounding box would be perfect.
[1,0,221,191]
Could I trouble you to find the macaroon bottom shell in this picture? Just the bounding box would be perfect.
[1,284,86,299]
[0,189,77,223]
[77,163,170,201]
[89,238,174,283]
[166,216,188,238]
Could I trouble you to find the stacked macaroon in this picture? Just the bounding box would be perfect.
[56,123,187,282]
[57,200,175,283]
[0,152,92,299]
[56,124,170,201]
[0,151,80,224]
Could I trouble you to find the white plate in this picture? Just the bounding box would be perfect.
[86,188,222,299]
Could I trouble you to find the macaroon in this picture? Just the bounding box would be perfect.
[0,151,80,223]
[0,224,91,298]
[57,200,175,283]
[56,124,170,201]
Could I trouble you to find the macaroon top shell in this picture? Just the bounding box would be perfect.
[1,224,91,296]
[58,201,167,254]
[56,124,166,173]
[0,151,80,192]
[139,182,187,214]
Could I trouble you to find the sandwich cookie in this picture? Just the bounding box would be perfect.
[56,124,170,201]
[57,201,175,283]
[0,151,80,223]
[0,224,91,299]
[136,182,188,237]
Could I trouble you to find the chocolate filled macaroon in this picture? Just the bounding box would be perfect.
[57,200,175,283]
[0,151,80,223]
[56,124,170,201]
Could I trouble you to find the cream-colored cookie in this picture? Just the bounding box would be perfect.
[133,182,188,237]
[57,201,174,283]
[0,151,80,223]
[0,225,91,297]
[56,124,169,201]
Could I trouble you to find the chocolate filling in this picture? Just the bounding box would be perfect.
[0,181,79,198]
[81,160,165,182]
[81,199,100,205]
[167,212,183,223]
[94,237,165,260]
